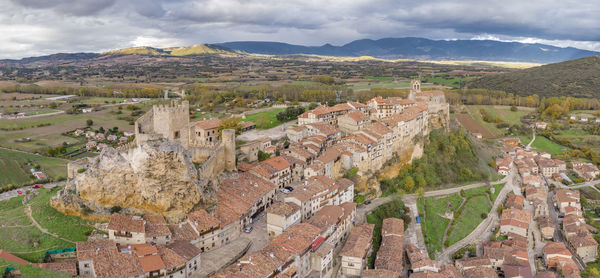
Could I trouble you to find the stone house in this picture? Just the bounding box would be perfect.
[249,156,293,188]
[537,216,555,240]
[340,223,374,277]
[143,214,172,245]
[573,162,599,181]
[554,189,581,214]
[500,208,531,238]
[190,118,221,146]
[406,243,439,273]
[337,110,370,133]
[107,214,146,245]
[374,218,404,274]
[266,201,301,237]
[284,176,354,221]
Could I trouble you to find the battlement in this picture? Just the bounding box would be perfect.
[153,100,189,114]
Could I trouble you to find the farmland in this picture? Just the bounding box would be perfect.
[462,105,531,138]
[455,112,494,138]
[0,148,67,189]
[241,108,287,129]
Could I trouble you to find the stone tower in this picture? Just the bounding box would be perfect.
[221,129,236,171]
[408,79,421,101]
[151,100,190,148]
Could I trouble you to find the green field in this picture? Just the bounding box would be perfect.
[0,258,71,278]
[418,183,504,257]
[241,108,287,129]
[423,76,475,89]
[554,128,600,153]
[529,136,570,154]
[418,194,463,257]
[447,195,492,245]
[0,148,67,188]
[465,105,530,137]
[0,187,93,262]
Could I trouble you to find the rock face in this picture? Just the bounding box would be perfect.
[51,141,217,222]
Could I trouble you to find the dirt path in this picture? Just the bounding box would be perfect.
[526,130,536,151]
[25,204,75,244]
[441,196,466,249]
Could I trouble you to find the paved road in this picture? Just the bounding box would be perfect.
[0,181,65,202]
[237,120,297,141]
[435,166,518,264]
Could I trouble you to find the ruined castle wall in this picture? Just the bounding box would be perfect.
[67,157,92,179]
[222,129,236,171]
[135,110,155,145]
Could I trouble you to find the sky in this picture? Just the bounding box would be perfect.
[1,0,599,59]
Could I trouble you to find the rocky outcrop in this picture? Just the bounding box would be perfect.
[51,140,218,222]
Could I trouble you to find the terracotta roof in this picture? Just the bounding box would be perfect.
[409,271,443,278]
[267,201,300,217]
[382,218,404,237]
[156,245,187,270]
[500,208,531,229]
[543,242,572,257]
[307,205,343,232]
[270,223,321,253]
[405,243,438,270]
[340,202,357,221]
[362,269,400,278]
[504,264,532,278]
[143,214,171,238]
[34,262,77,276]
[107,214,145,233]
[127,244,158,257]
[346,110,369,122]
[76,240,116,261]
[555,189,580,204]
[188,209,220,233]
[138,254,166,273]
[463,266,498,278]
[90,248,144,278]
[307,122,339,136]
[168,222,198,241]
[167,240,202,260]
[505,194,525,209]
[440,264,463,278]
[316,148,342,163]
[339,223,374,258]
[0,250,29,265]
[375,218,404,273]
[216,173,276,225]
[193,118,221,130]
[534,272,557,278]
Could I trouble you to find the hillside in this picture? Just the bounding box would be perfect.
[102,46,168,56]
[467,56,600,98]
[218,37,600,63]
[102,44,236,56]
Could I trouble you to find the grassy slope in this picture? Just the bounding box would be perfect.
[447,195,491,245]
[241,108,286,129]
[0,187,92,262]
[530,136,570,154]
[0,148,67,187]
[419,194,463,257]
[468,56,600,98]
[465,105,528,137]
[0,258,71,278]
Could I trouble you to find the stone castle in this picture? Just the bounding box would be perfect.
[52,100,236,221]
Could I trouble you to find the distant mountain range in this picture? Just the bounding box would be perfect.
[1,37,599,66]
[468,56,600,98]
[217,37,599,63]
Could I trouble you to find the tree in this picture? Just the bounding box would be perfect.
[86,119,93,126]
[258,150,271,162]
[218,117,242,135]
[416,187,425,198]
[402,176,415,192]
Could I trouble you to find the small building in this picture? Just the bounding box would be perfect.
[537,216,554,240]
[535,122,547,130]
[241,121,256,132]
[499,208,531,238]
[505,194,525,210]
[406,243,439,273]
[107,214,146,245]
[266,202,301,237]
[340,223,374,277]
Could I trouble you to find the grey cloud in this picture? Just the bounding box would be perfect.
[0,0,599,59]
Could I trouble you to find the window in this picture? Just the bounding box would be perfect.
[174,131,180,139]
[84,264,89,268]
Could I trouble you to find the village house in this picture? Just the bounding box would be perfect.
[214,223,322,278]
[542,242,580,277]
[190,118,221,146]
[523,175,543,187]
[554,189,581,214]
[537,158,566,178]
[505,194,525,210]
[374,218,404,274]
[525,185,547,201]
[298,102,357,126]
[287,122,341,144]
[482,240,527,270]
[572,162,599,181]
[143,214,172,245]
[107,214,146,245]
[504,138,521,146]
[406,243,439,273]
[535,122,548,129]
[499,208,531,238]
[266,201,301,237]
[537,216,555,239]
[337,110,370,133]
[362,269,400,278]
[455,256,493,274]
[249,156,293,188]
[340,223,374,277]
[562,214,598,262]
[284,176,354,221]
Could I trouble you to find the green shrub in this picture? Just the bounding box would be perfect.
[77,168,87,173]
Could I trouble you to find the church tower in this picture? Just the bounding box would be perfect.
[409,79,421,101]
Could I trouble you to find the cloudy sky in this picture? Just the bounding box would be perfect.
[1,0,599,59]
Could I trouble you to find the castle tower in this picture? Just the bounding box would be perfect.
[408,79,421,101]
[151,100,190,148]
[221,129,236,171]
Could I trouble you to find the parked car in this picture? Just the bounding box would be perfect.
[17,190,22,195]
[281,188,291,194]
[284,186,294,192]
[32,184,41,189]
[244,226,253,233]
[416,216,421,223]
[364,200,371,205]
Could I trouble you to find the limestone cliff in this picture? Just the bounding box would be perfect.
[51,141,217,222]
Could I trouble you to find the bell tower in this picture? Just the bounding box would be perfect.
[409,79,421,101]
